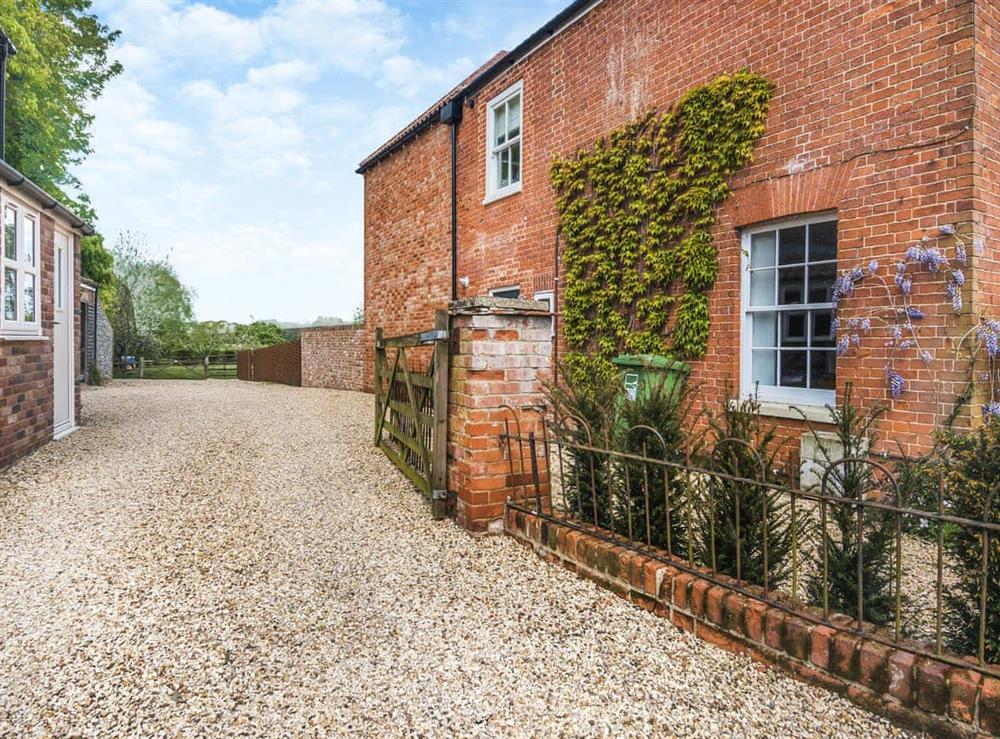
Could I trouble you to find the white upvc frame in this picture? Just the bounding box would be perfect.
[1,193,42,338]
[489,284,521,299]
[739,211,838,410]
[533,290,555,337]
[484,80,523,204]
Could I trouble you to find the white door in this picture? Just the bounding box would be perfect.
[53,229,74,437]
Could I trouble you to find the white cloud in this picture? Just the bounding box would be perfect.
[80,76,196,184]
[99,0,264,65]
[260,0,403,72]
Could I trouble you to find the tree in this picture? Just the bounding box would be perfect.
[108,232,194,357]
[0,0,121,286]
[233,321,285,349]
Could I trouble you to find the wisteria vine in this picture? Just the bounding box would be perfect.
[830,224,985,405]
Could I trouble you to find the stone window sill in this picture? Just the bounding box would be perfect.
[0,333,48,342]
[728,398,833,424]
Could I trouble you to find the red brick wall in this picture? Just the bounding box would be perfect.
[973,2,1000,335]
[0,209,82,469]
[301,325,364,391]
[362,124,452,392]
[364,0,992,456]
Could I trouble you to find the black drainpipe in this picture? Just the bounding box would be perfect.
[440,98,464,301]
[0,29,16,159]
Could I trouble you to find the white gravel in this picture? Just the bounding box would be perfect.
[0,380,916,738]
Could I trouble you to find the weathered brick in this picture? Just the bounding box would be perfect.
[916,658,949,715]
[888,650,917,706]
[831,632,860,681]
[946,668,980,724]
[810,625,835,670]
[782,616,811,662]
[979,676,1000,735]
[742,600,767,643]
[858,641,891,694]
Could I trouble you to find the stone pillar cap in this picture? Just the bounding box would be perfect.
[449,297,550,315]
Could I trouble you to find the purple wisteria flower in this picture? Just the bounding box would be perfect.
[921,350,933,364]
[888,371,906,399]
[906,307,925,320]
[868,260,879,275]
[983,401,1000,420]
[946,282,963,313]
[955,243,967,265]
[836,335,850,357]
[973,236,985,256]
[940,224,956,236]
[979,321,1000,358]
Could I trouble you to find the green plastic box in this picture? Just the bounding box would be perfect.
[611,354,689,404]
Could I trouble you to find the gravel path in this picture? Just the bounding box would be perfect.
[0,380,915,738]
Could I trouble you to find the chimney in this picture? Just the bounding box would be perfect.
[0,28,17,161]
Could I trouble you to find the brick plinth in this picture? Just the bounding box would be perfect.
[506,506,996,738]
[448,298,552,533]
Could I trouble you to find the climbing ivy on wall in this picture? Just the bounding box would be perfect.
[551,70,772,375]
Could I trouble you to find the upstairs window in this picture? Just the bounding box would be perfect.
[485,81,523,203]
[741,215,838,406]
[1,198,40,336]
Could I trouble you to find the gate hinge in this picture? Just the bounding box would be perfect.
[432,488,448,501]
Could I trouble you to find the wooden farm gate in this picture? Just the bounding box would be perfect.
[374,311,449,518]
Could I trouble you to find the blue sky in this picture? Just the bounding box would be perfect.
[78,0,571,323]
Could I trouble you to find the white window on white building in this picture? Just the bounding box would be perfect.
[1,197,41,337]
[741,214,838,408]
[484,80,523,203]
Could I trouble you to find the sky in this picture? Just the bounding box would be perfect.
[77,0,571,324]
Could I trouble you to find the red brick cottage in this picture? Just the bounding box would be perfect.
[0,159,90,469]
[359,0,1000,459]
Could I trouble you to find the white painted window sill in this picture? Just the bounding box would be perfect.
[483,184,522,205]
[729,398,834,424]
[1,333,48,341]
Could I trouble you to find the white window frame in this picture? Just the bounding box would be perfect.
[484,80,523,204]
[489,285,521,299]
[1,194,42,338]
[739,212,838,410]
[533,290,555,337]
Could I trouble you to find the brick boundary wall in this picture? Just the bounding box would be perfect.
[300,325,364,391]
[237,340,302,386]
[505,506,999,738]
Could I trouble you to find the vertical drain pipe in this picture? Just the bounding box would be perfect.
[440,98,463,301]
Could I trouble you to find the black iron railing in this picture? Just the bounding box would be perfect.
[500,410,999,678]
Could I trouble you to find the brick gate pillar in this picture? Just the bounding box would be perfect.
[448,297,552,533]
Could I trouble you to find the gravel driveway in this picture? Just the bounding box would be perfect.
[0,380,913,738]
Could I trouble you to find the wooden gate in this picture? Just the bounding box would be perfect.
[374,310,449,518]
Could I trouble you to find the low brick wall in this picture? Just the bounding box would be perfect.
[301,325,364,391]
[505,505,999,738]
